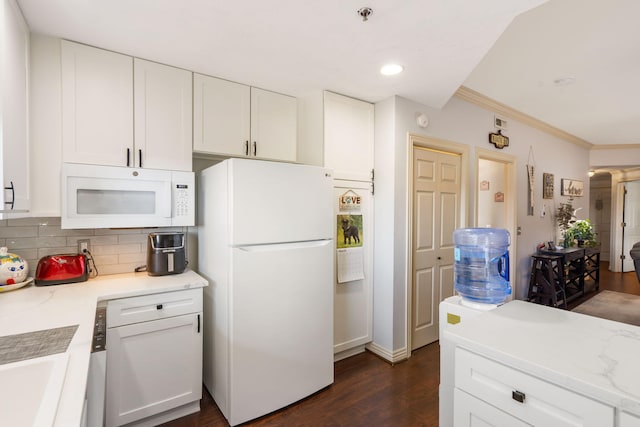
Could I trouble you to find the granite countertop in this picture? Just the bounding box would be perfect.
[0,269,208,427]
[444,300,640,415]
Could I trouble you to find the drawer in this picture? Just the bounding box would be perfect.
[107,288,203,328]
[455,347,613,427]
[454,388,529,427]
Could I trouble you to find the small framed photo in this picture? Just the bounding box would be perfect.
[480,180,490,191]
[543,173,554,199]
[561,179,584,197]
[494,191,504,202]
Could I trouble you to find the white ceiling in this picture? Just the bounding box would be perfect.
[16,0,638,147]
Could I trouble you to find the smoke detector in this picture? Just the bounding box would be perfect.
[357,7,373,22]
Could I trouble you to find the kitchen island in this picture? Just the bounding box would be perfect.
[442,300,640,426]
[0,269,207,426]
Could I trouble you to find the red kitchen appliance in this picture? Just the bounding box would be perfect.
[35,254,89,286]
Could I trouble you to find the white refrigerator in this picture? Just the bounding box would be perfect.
[197,158,334,426]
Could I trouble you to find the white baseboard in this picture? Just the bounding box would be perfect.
[365,342,408,364]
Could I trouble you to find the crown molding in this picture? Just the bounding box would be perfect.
[454,86,593,149]
[590,144,640,150]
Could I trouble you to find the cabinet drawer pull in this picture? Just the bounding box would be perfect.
[197,314,201,333]
[245,140,249,156]
[512,390,526,403]
[139,149,142,168]
[156,304,163,310]
[253,141,257,156]
[126,148,131,167]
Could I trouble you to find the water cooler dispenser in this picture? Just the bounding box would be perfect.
[439,228,511,427]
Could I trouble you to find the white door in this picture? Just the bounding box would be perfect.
[250,87,297,162]
[411,146,460,350]
[193,73,250,157]
[228,159,333,245]
[623,181,640,271]
[229,240,333,426]
[61,40,133,167]
[1,0,30,217]
[134,59,192,171]
[105,313,202,427]
[333,179,373,356]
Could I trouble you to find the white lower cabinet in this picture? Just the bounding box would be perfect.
[454,347,614,427]
[455,389,529,427]
[105,289,203,427]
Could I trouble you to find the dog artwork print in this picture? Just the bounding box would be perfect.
[337,214,363,248]
[341,218,360,245]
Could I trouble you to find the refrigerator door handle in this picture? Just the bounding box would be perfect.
[235,239,331,252]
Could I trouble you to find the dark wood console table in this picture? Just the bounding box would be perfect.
[528,247,600,307]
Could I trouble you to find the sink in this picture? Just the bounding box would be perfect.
[0,353,69,427]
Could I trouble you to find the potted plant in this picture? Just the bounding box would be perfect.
[567,219,595,247]
[556,197,575,247]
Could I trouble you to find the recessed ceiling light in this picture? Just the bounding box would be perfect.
[380,64,404,76]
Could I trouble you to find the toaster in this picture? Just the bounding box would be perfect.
[35,254,89,286]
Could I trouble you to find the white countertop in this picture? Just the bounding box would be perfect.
[0,269,208,427]
[444,300,640,415]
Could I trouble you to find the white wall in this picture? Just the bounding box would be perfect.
[372,97,396,353]
[590,146,640,168]
[373,95,591,355]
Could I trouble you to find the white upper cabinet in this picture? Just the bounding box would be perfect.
[193,74,250,157]
[61,41,192,171]
[250,87,297,162]
[134,58,192,171]
[61,40,134,167]
[1,0,30,217]
[193,73,297,162]
[324,91,374,181]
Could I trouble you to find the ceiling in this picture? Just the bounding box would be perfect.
[16,0,639,147]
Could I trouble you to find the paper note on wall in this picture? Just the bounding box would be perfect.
[337,247,364,284]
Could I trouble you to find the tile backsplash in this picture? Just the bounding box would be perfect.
[0,217,188,276]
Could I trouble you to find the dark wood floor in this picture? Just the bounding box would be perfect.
[162,262,639,427]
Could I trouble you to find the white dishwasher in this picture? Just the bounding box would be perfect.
[105,288,203,427]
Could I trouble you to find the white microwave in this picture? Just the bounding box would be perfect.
[61,163,195,229]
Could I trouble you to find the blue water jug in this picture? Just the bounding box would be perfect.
[453,228,511,305]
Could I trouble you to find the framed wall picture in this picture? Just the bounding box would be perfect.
[561,179,584,197]
[543,173,554,199]
[480,180,490,191]
[494,191,504,202]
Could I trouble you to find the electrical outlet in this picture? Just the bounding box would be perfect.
[77,239,90,253]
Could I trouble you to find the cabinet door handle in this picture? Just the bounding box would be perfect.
[156,304,163,310]
[126,148,131,167]
[138,149,142,168]
[253,141,257,156]
[245,140,249,156]
[512,390,526,403]
[197,314,201,333]
[3,181,15,210]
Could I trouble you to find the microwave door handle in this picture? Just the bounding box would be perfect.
[160,181,172,218]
